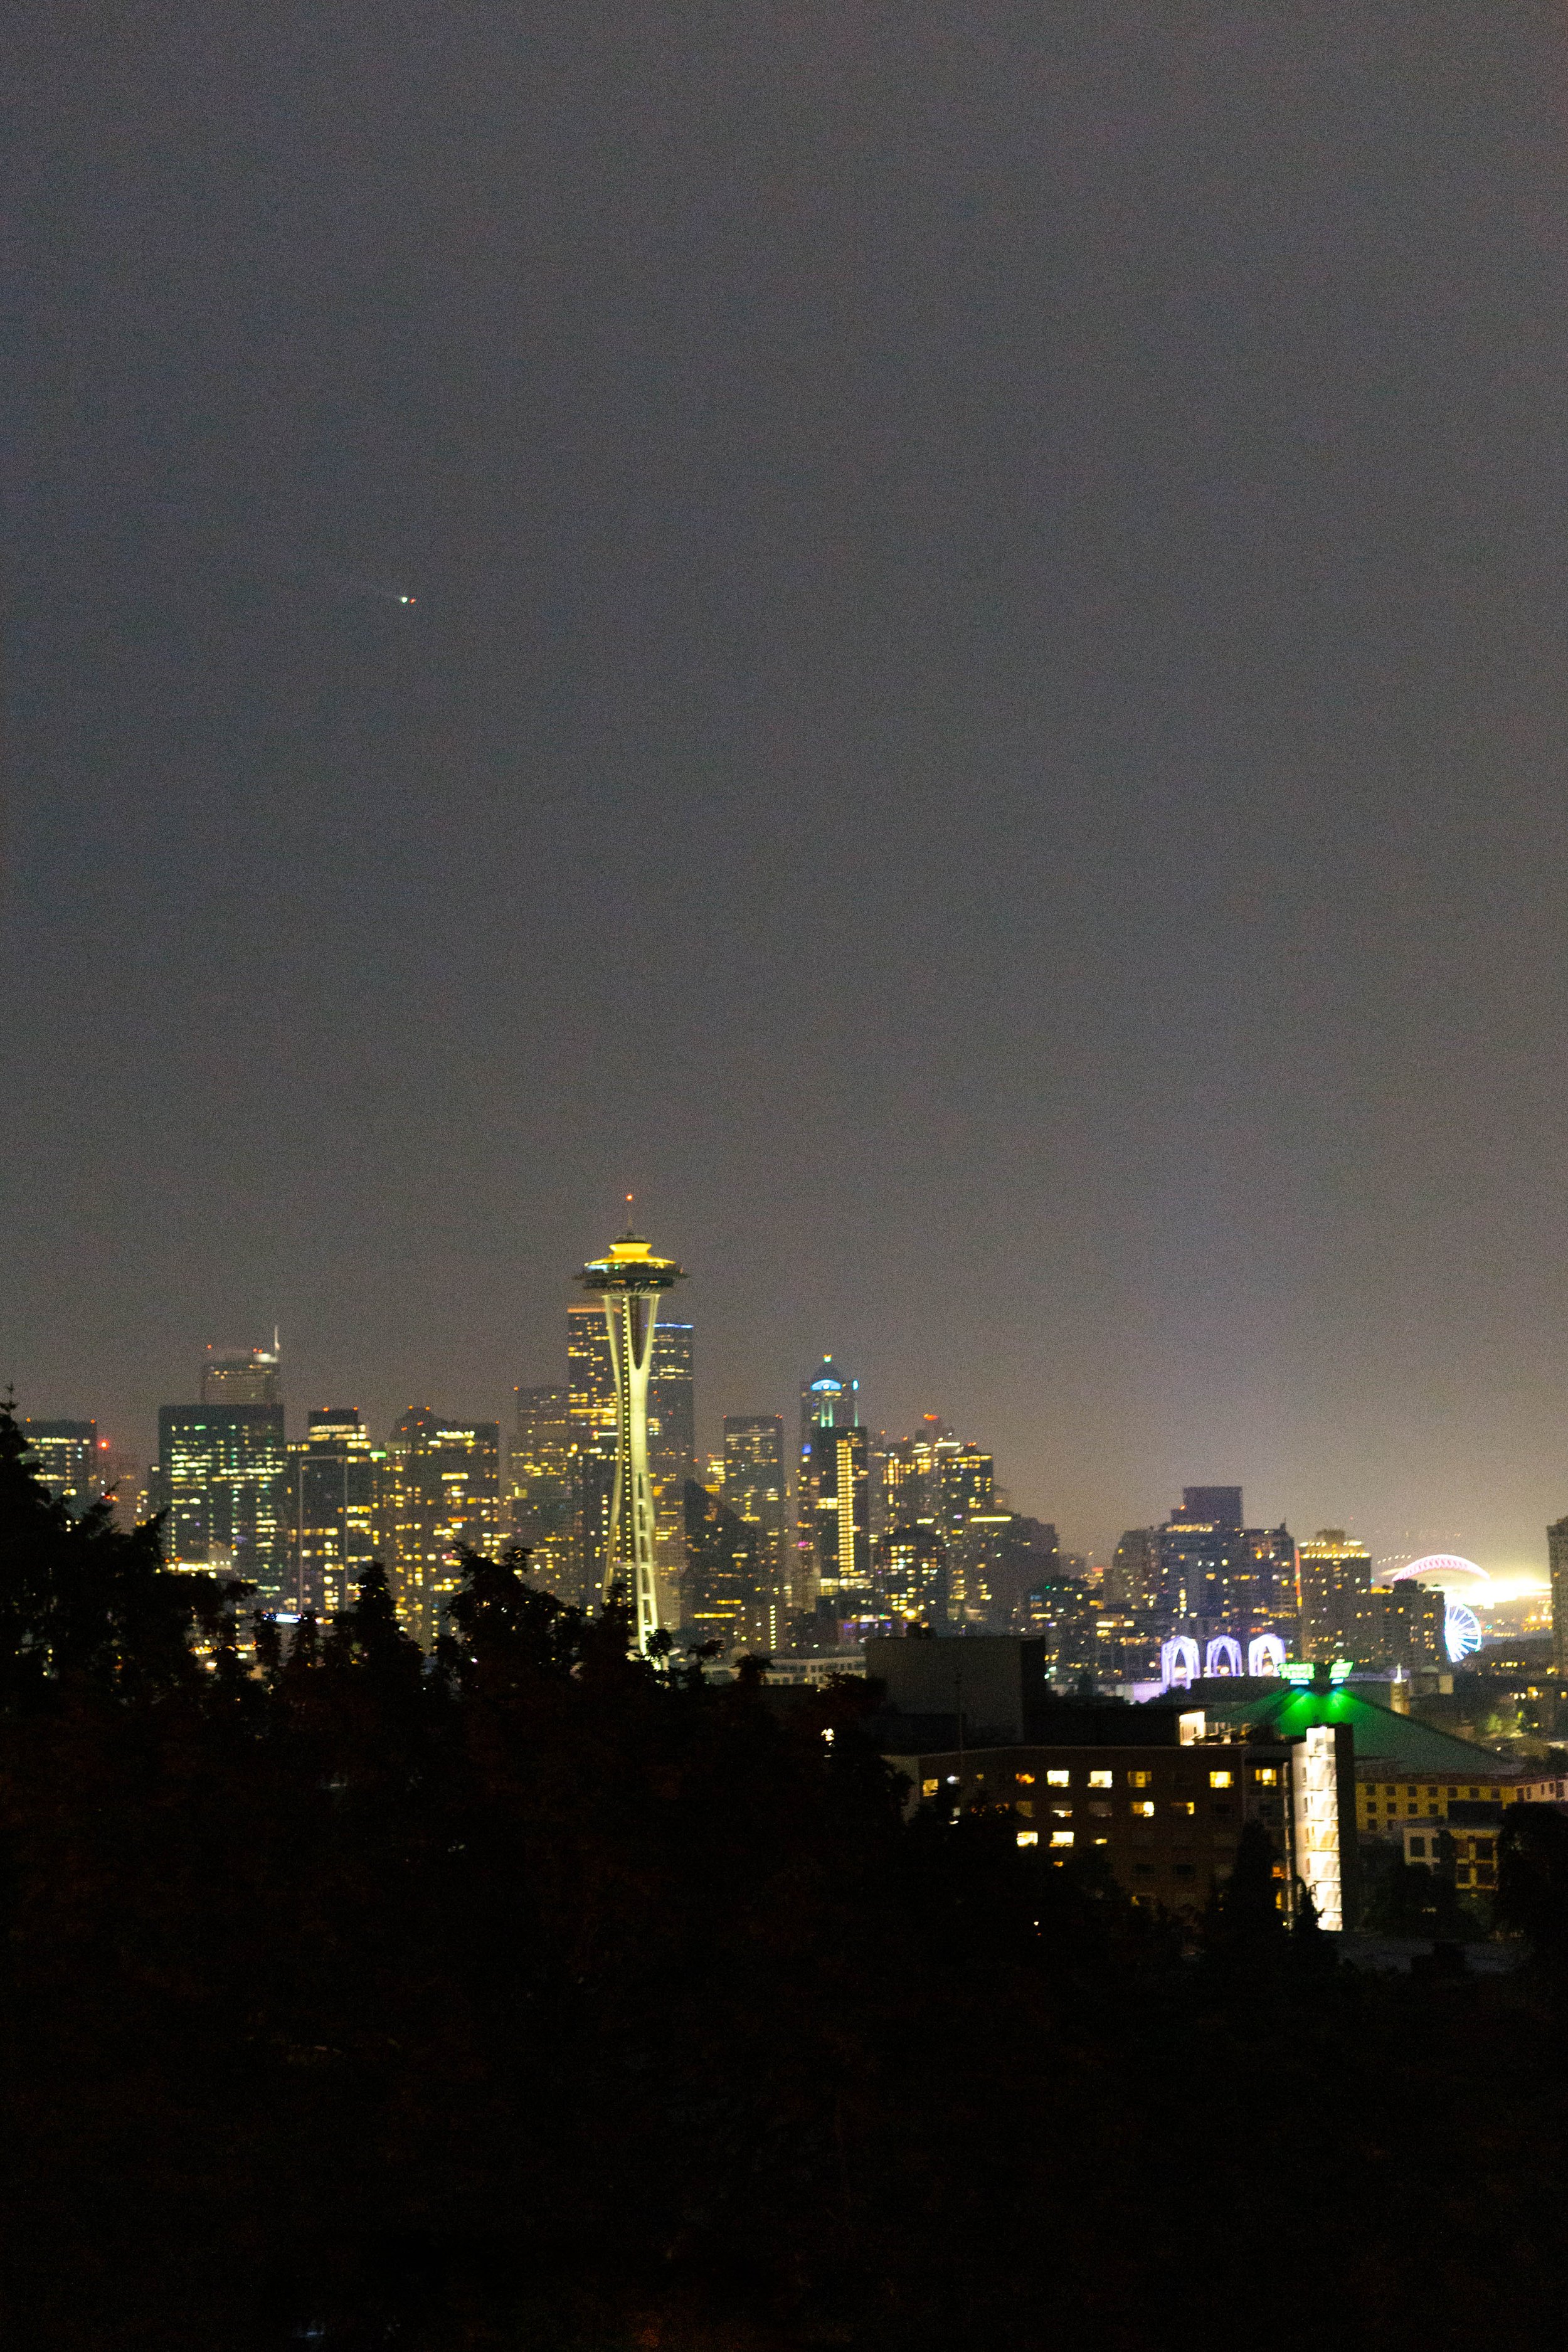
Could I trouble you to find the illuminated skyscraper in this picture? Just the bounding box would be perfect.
[1111,1528,1161,1613]
[509,1384,575,1594]
[807,1422,871,1613]
[389,1409,501,1643]
[154,1403,289,1603]
[723,1414,788,1646]
[568,1300,618,1608]
[201,1340,281,1405]
[1298,1529,1372,1660]
[576,1221,687,1651]
[648,1319,695,1628]
[879,1523,947,1626]
[682,1479,761,1643]
[284,1409,383,1618]
[22,1419,100,1515]
[797,1358,859,1612]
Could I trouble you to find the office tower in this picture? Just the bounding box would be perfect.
[201,1340,281,1406]
[1298,1529,1373,1660]
[102,1450,143,1534]
[1227,1525,1299,1641]
[390,1409,501,1644]
[879,1524,947,1626]
[575,1221,687,1652]
[807,1422,871,1612]
[21,1420,100,1515]
[723,1414,788,1648]
[1351,1581,1444,1674]
[949,1508,1052,1631]
[567,1299,618,1608]
[1110,1529,1160,1612]
[935,1443,995,1530]
[284,1409,382,1618]
[880,1414,948,1528]
[648,1318,695,1628]
[1550,1517,1568,1681]
[682,1479,761,1644]
[797,1359,860,1611]
[509,1385,575,1595]
[154,1403,289,1604]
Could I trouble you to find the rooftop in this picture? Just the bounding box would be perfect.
[1197,1682,1517,1777]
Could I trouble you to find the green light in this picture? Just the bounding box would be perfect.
[1283,1664,1315,1685]
[1330,1658,1353,1683]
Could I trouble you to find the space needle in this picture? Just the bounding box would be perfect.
[576,1207,687,1654]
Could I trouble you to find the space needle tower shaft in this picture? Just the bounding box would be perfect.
[575,1210,687,1654]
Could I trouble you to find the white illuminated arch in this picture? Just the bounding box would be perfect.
[1248,1633,1286,1677]
[1162,1634,1200,1690]
[1205,1635,1244,1678]
[1388,1553,1491,1592]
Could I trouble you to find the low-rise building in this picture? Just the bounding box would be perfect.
[880,1708,1352,1926]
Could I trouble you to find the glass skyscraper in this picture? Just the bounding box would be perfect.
[648,1319,695,1626]
[389,1408,501,1644]
[22,1419,101,1516]
[284,1409,383,1618]
[155,1402,289,1604]
[722,1414,788,1649]
[509,1384,575,1596]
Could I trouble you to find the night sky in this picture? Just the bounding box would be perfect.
[7,3,1568,1577]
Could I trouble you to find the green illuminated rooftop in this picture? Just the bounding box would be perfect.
[1199,1677,1517,1777]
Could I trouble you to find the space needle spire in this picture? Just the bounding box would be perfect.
[576,1202,687,1653]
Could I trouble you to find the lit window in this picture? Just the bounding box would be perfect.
[1050,1830,1074,1847]
[1128,1769,1152,1788]
[1209,1770,1233,1789]
[1046,1769,1070,1787]
[1088,1769,1112,1789]
[921,1779,939,1798]
[1172,1800,1195,1816]
[1254,1767,1278,1787]
[1016,1831,1038,1848]
[1131,1801,1155,1818]
[1015,1771,1036,1785]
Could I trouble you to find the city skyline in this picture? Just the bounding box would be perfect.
[12,1286,1554,1597]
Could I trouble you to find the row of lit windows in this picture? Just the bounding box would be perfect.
[1360,1782,1506,1820]
[1010,1765,1274,1791]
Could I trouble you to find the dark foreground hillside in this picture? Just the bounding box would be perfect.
[2,1404,1567,2351]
